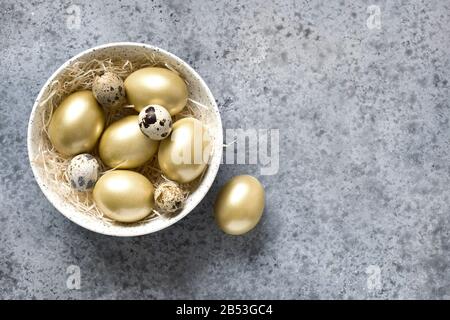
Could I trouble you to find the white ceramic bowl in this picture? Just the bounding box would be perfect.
[27,43,222,237]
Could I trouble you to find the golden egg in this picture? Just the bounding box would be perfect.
[124,67,188,115]
[99,115,159,169]
[48,90,105,156]
[214,175,265,235]
[93,170,155,223]
[158,118,211,183]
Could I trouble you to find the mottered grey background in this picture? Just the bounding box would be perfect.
[1,0,450,299]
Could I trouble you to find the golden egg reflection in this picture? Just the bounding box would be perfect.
[124,67,188,115]
[214,175,265,235]
[158,118,211,183]
[99,115,159,169]
[93,170,155,223]
[48,91,105,156]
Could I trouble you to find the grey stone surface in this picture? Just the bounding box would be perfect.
[0,0,450,299]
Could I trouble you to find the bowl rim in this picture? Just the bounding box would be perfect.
[27,42,223,237]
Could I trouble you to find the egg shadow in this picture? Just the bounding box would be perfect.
[70,176,270,298]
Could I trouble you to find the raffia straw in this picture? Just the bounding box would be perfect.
[33,55,213,226]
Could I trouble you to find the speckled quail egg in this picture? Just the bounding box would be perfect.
[67,153,101,191]
[92,72,126,108]
[138,105,173,140]
[154,181,186,213]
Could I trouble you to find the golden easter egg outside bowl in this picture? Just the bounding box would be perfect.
[27,43,223,237]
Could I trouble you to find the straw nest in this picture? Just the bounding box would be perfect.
[32,53,211,225]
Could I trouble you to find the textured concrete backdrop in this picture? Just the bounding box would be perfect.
[1,0,450,299]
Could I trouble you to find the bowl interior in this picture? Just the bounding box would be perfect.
[28,43,222,236]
